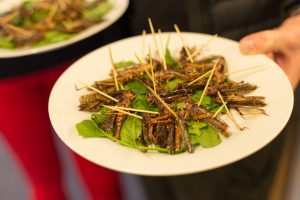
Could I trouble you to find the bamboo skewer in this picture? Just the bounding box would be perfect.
[191,34,218,58]
[148,18,167,70]
[188,69,212,86]
[111,106,159,114]
[109,48,120,91]
[174,24,194,63]
[225,64,266,76]
[149,45,157,94]
[77,81,118,103]
[5,24,32,37]
[158,29,167,70]
[217,92,244,130]
[142,30,146,58]
[144,84,178,118]
[197,60,219,106]
[212,102,227,118]
[46,2,58,24]
[103,105,143,119]
[134,53,152,78]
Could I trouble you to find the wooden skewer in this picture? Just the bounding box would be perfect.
[109,48,120,91]
[5,24,32,36]
[148,18,166,70]
[197,59,219,106]
[144,84,178,118]
[187,69,212,86]
[217,92,244,130]
[224,64,266,76]
[134,53,152,78]
[212,102,227,118]
[191,34,218,58]
[0,11,17,24]
[46,2,58,24]
[149,45,157,94]
[142,30,146,58]
[134,53,144,64]
[158,29,167,70]
[174,24,194,63]
[77,81,118,102]
[103,105,143,119]
[111,106,159,114]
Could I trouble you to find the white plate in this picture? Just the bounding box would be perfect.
[48,32,294,176]
[0,0,129,58]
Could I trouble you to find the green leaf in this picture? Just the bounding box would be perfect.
[120,117,142,146]
[165,78,185,91]
[91,107,108,124]
[189,125,221,148]
[124,80,148,95]
[114,60,135,69]
[0,37,15,49]
[83,1,112,21]
[32,31,73,47]
[192,90,212,106]
[165,48,182,68]
[132,95,150,110]
[76,120,106,138]
[174,101,185,109]
[188,120,207,134]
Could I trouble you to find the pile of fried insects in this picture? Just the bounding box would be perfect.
[76,21,267,154]
[0,0,112,49]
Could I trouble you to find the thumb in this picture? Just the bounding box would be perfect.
[239,30,281,54]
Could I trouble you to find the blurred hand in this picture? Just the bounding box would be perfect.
[239,14,300,89]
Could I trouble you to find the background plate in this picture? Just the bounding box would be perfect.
[0,0,129,58]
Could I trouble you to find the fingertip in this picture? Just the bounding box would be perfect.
[239,33,266,54]
[239,36,257,54]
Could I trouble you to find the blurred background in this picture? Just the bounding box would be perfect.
[1,0,300,199]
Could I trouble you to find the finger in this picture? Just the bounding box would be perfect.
[239,30,282,54]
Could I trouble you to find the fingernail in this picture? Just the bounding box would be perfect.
[239,38,257,54]
[240,36,261,54]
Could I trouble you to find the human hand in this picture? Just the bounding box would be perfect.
[239,15,300,89]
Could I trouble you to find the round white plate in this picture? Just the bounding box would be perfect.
[0,0,129,58]
[48,32,294,176]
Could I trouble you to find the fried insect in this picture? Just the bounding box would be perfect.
[77,40,267,154]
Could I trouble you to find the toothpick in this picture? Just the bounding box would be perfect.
[224,64,266,76]
[112,106,159,114]
[0,11,17,24]
[166,33,171,48]
[191,34,218,58]
[77,81,118,102]
[144,84,178,118]
[142,30,146,58]
[212,102,227,118]
[148,18,165,69]
[197,60,219,106]
[46,2,58,24]
[158,29,167,70]
[134,53,144,64]
[5,24,32,36]
[134,53,152,78]
[174,24,194,63]
[109,48,119,91]
[103,105,143,119]
[187,69,212,86]
[149,45,157,94]
[217,92,244,130]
